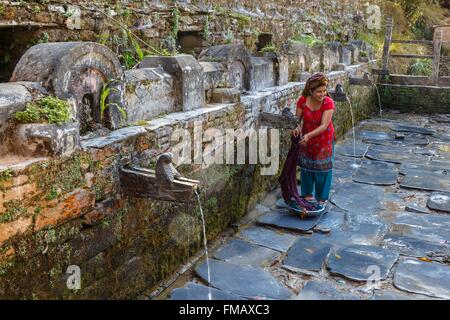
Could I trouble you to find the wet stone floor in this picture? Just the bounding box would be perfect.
[165,112,450,300]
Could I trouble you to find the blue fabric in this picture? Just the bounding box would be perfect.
[299,143,334,201]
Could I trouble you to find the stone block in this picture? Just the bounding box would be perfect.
[14,122,80,157]
[139,55,204,111]
[113,68,176,125]
[35,188,95,231]
[251,56,275,90]
[199,44,253,91]
[211,88,241,104]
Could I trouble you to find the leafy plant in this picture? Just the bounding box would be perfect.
[224,28,234,44]
[409,58,433,76]
[260,43,277,54]
[99,80,126,121]
[0,4,4,16]
[289,34,324,47]
[64,9,76,18]
[202,15,212,40]
[14,96,71,125]
[37,32,49,44]
[32,5,41,14]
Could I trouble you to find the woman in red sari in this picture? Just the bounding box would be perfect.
[293,73,335,211]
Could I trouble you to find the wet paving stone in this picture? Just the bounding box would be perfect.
[333,156,361,171]
[366,145,427,164]
[326,244,399,282]
[400,170,450,193]
[238,225,297,252]
[257,211,322,234]
[334,141,369,158]
[317,219,388,247]
[390,213,450,244]
[293,281,359,300]
[352,160,398,186]
[370,290,422,300]
[399,162,450,175]
[282,236,331,272]
[213,238,280,268]
[195,259,293,299]
[382,233,449,258]
[392,124,435,136]
[393,259,450,299]
[330,183,384,214]
[427,192,450,213]
[405,203,432,214]
[355,130,390,141]
[170,282,244,300]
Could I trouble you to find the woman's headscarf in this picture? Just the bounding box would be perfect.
[301,72,330,97]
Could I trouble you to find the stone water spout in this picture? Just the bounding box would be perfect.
[349,72,373,86]
[120,152,199,203]
[328,84,347,102]
[258,107,298,129]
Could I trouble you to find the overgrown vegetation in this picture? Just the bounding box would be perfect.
[289,34,325,47]
[14,96,71,125]
[259,43,277,54]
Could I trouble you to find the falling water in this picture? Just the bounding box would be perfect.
[369,80,383,122]
[194,189,212,300]
[346,96,360,169]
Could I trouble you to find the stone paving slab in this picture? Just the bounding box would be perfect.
[333,156,361,171]
[352,160,398,186]
[366,145,427,164]
[355,130,390,141]
[393,259,450,299]
[330,182,384,214]
[370,290,421,300]
[400,170,450,193]
[282,237,331,272]
[238,226,297,252]
[317,220,388,246]
[392,124,435,136]
[213,238,280,268]
[390,213,450,244]
[170,282,244,300]
[257,211,322,233]
[326,244,399,282]
[334,141,368,158]
[195,259,293,299]
[293,281,359,300]
[399,162,450,176]
[382,233,449,258]
[427,192,450,213]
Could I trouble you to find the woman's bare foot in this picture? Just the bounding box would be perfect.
[304,195,315,201]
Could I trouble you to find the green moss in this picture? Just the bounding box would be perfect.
[0,4,4,16]
[14,96,71,125]
[0,200,28,223]
[45,187,59,201]
[259,43,277,54]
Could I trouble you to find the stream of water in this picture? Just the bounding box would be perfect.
[194,189,212,300]
[346,96,360,169]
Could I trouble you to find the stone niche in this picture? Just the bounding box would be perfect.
[110,67,177,126]
[138,55,205,112]
[11,42,124,134]
[199,44,254,92]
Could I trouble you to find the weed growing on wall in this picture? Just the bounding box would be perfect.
[14,96,71,125]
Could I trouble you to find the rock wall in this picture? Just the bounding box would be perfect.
[0,0,370,81]
[379,84,450,114]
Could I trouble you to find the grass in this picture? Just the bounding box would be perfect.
[289,34,324,47]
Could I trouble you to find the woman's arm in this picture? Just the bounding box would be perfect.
[292,106,303,137]
[301,110,334,143]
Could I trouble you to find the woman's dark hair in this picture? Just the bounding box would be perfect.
[301,72,330,97]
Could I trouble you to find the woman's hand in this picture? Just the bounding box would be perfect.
[291,124,301,138]
[300,133,311,145]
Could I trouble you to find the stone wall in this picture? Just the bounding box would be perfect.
[379,84,450,114]
[0,0,370,81]
[0,67,377,299]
